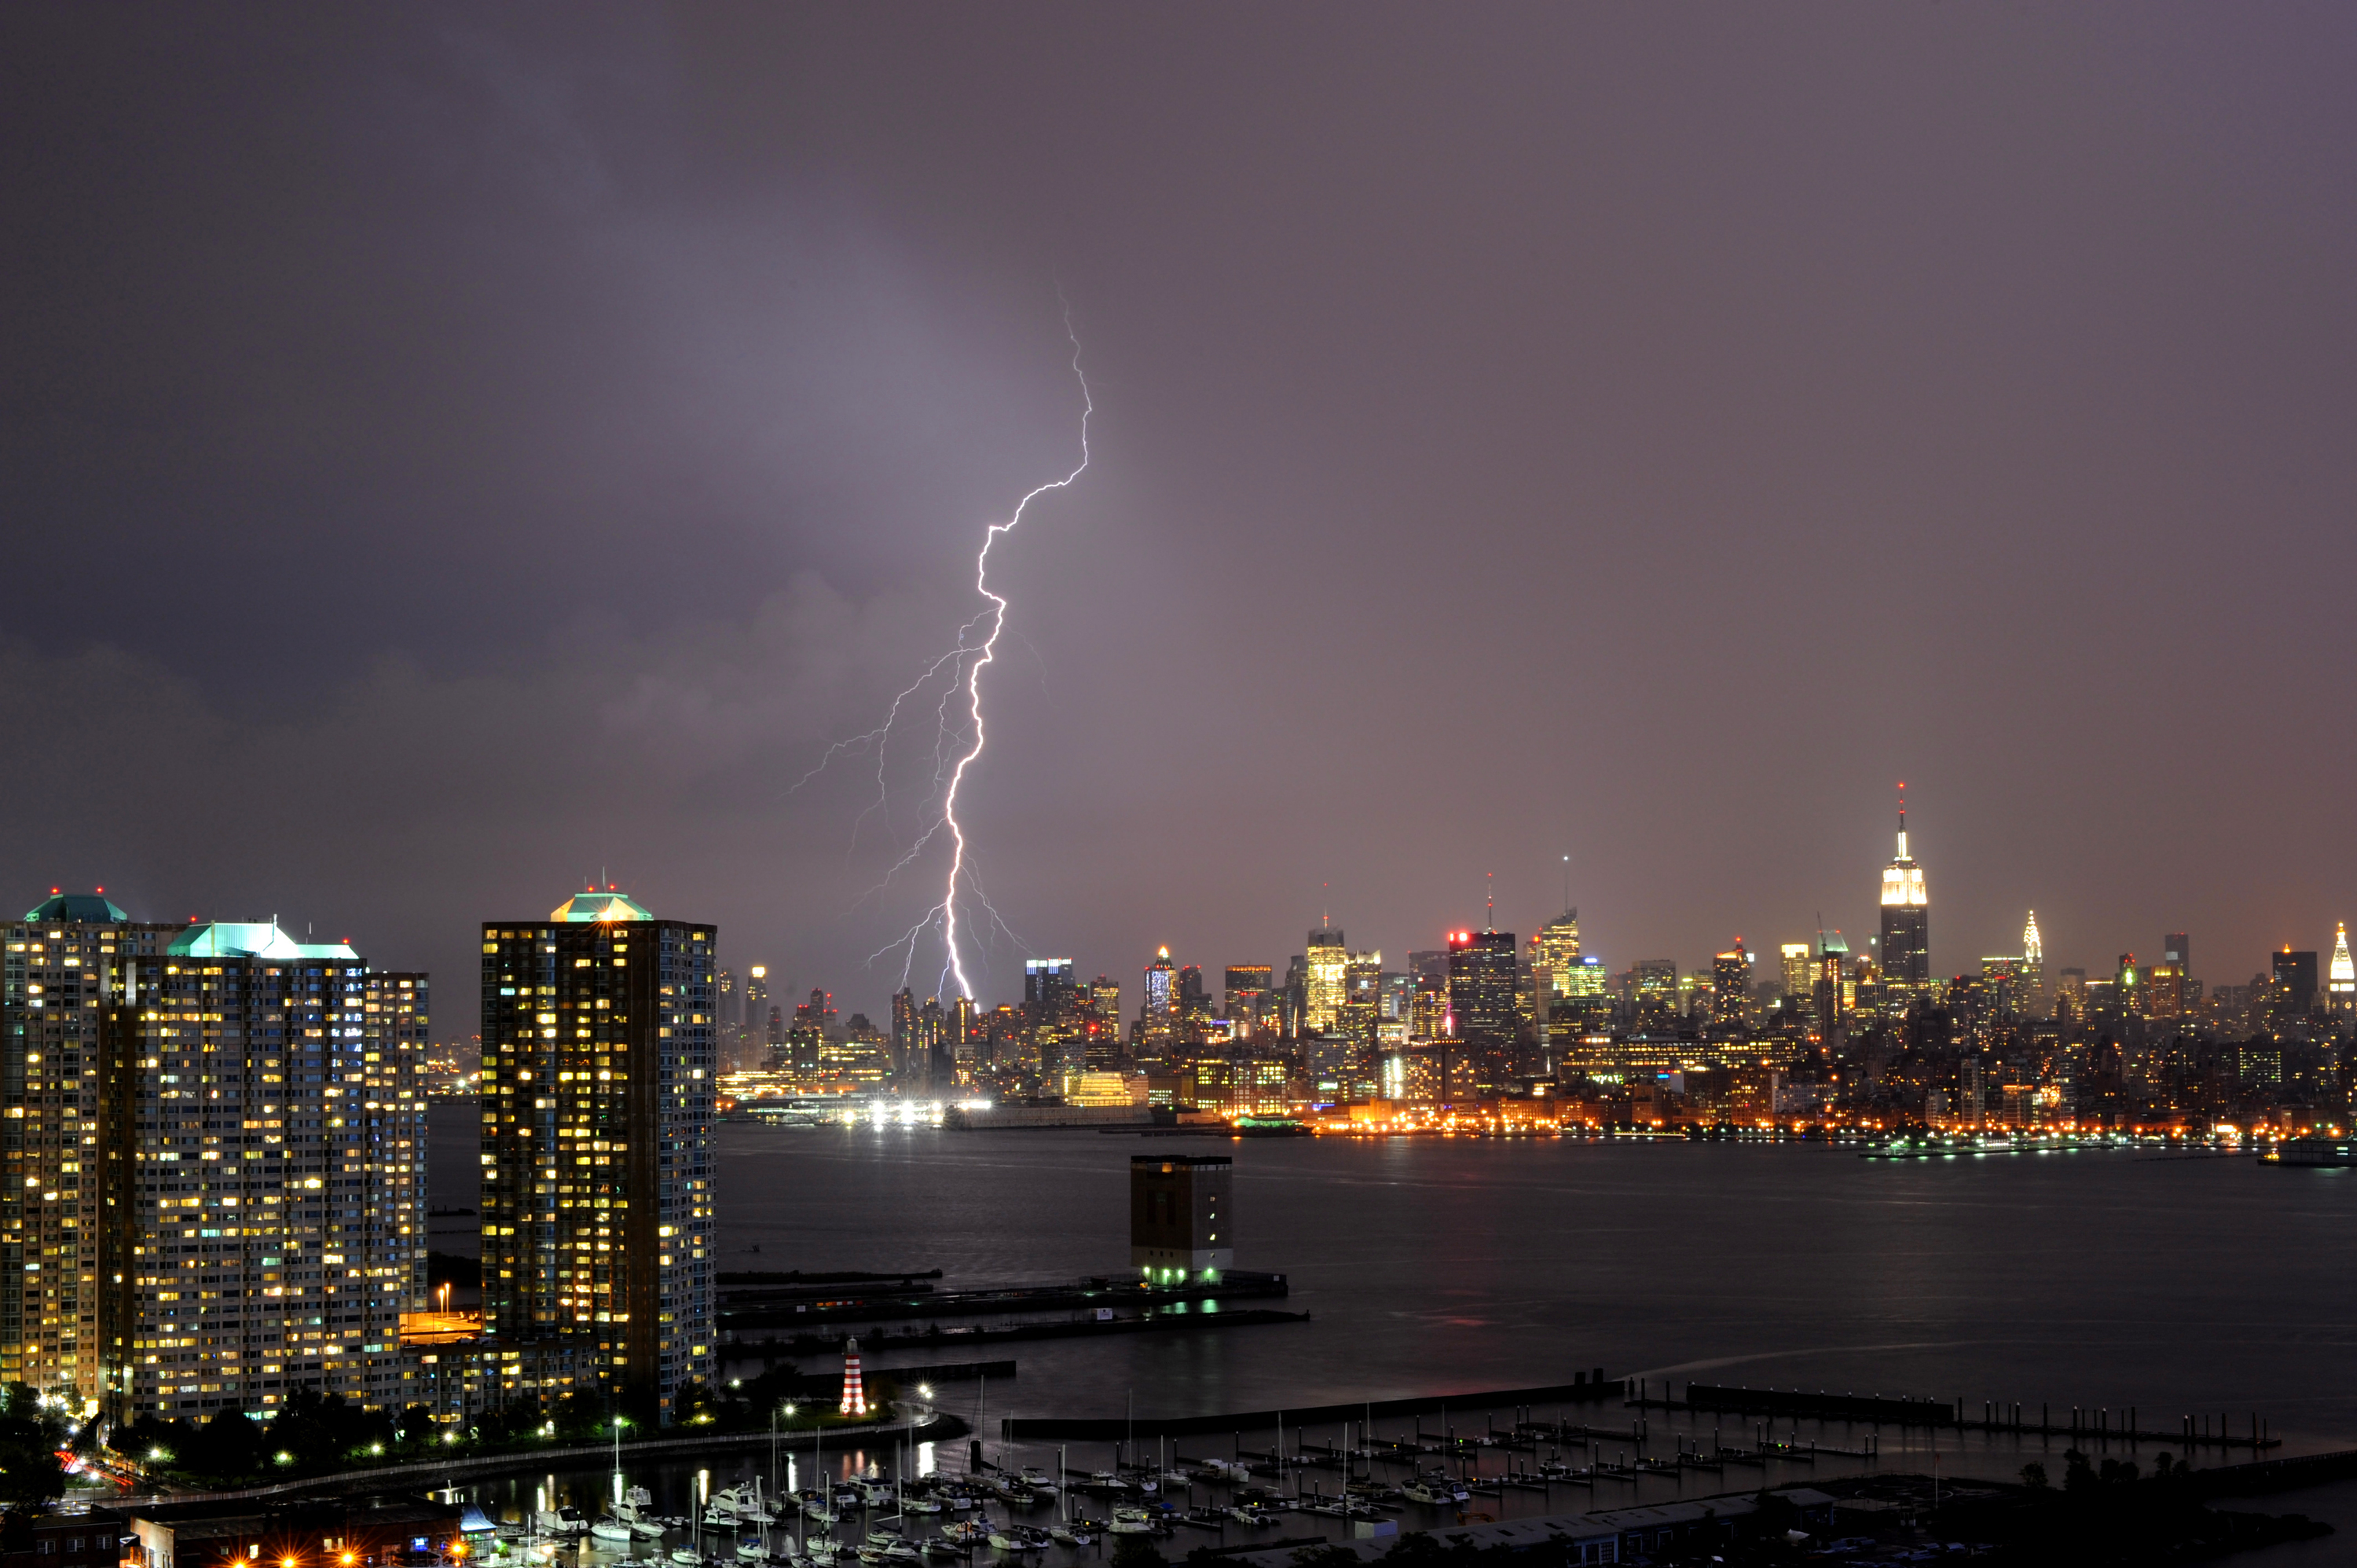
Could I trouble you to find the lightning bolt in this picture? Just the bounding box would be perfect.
[939,309,1091,1000]
[803,306,1092,1004]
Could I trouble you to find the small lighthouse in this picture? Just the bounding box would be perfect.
[839,1336,867,1417]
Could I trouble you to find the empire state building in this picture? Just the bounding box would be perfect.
[1879,792,1930,985]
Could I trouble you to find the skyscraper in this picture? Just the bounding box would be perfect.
[2020,911,2046,1020]
[1779,943,1812,1008]
[1024,959,1078,1030]
[890,988,918,1079]
[2163,933,2190,971]
[119,918,423,1420]
[1813,931,1850,1025]
[1446,929,1518,1050]
[1025,958,1080,1079]
[479,888,714,1423]
[1878,793,1930,987]
[1177,965,1212,1035]
[743,965,768,1035]
[2329,925,2354,1017]
[1534,910,1581,996]
[1303,924,1347,1034]
[3,894,171,1408]
[1140,948,1178,1050]
[2272,949,2318,1018]
[1222,965,1273,1039]
[1710,945,1750,1024]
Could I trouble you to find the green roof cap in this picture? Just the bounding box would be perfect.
[166,922,359,962]
[24,893,127,923]
[551,889,654,923]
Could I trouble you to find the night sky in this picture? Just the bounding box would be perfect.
[4,6,2353,1022]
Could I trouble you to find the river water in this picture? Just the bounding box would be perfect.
[427,1111,2357,1556]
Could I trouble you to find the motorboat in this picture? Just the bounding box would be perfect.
[713,1488,778,1525]
[1044,1529,1091,1551]
[991,1527,1049,1554]
[591,1521,638,1546]
[1401,1474,1468,1506]
[1105,1510,1156,1537]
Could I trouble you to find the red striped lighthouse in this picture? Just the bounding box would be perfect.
[839,1336,867,1417]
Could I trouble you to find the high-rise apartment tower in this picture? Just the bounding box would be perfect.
[478,888,714,1423]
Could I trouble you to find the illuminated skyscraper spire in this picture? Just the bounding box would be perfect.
[2023,911,2042,964]
[2331,922,2355,1014]
[1878,783,1930,985]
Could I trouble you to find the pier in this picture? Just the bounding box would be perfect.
[717,1269,1290,1329]
[1002,1377,1616,1440]
[1630,1380,2280,1451]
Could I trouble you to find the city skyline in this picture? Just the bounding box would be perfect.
[14,817,2352,1027]
[4,9,2355,1028]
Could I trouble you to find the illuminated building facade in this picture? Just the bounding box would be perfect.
[1878,796,1930,987]
[2,896,172,1408]
[1302,924,1347,1034]
[1446,929,1518,1052]
[1138,948,1178,1053]
[1222,965,1273,1039]
[1534,910,1581,995]
[1130,1155,1231,1281]
[2020,911,2046,1019]
[119,921,424,1420]
[2272,948,2318,1019]
[1812,932,1850,1025]
[2331,924,2355,1017]
[478,889,714,1424]
[1779,943,1812,1007]
[743,965,768,1036]
[1710,946,1750,1024]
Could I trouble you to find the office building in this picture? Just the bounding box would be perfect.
[1222,965,1273,1039]
[1446,928,1518,1050]
[1534,910,1581,996]
[1130,1155,1232,1282]
[1303,924,1347,1034]
[1711,946,1750,1024]
[890,988,918,1079]
[1177,965,1212,1035]
[1629,959,1679,1021]
[1878,797,1930,986]
[2272,949,2318,1018]
[743,966,768,1035]
[2020,911,2046,1020]
[2328,925,2354,1017]
[1025,959,1077,1029]
[1139,948,1178,1050]
[478,888,715,1424]
[1779,944,1812,1007]
[1813,932,1849,1026]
